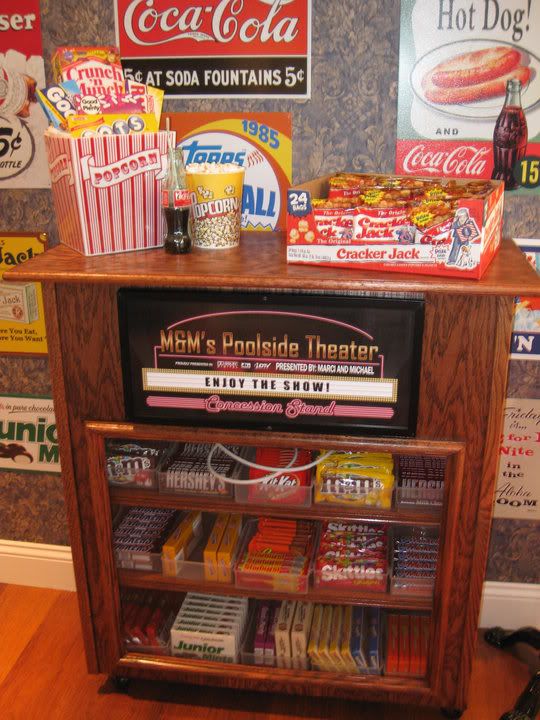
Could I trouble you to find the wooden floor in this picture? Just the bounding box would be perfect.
[0,584,533,720]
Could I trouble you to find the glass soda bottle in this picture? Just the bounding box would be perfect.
[162,136,192,254]
[491,78,528,191]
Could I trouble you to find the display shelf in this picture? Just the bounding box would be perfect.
[117,652,431,700]
[7,233,536,712]
[5,234,540,296]
[117,568,433,611]
[109,487,442,526]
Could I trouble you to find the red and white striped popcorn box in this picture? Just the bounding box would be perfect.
[45,131,170,255]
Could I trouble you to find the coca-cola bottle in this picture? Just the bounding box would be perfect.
[162,136,192,254]
[491,78,528,191]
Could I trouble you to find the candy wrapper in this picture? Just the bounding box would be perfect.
[52,45,124,96]
[314,451,394,508]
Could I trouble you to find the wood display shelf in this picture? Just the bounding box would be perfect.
[6,232,539,715]
[109,487,441,526]
[118,568,434,611]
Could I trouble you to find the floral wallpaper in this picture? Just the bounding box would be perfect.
[0,0,538,582]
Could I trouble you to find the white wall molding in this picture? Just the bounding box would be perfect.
[1,543,538,629]
[480,581,540,629]
[0,540,76,591]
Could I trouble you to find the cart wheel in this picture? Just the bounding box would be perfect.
[111,675,131,692]
[440,709,463,719]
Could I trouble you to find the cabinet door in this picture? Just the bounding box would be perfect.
[84,421,465,706]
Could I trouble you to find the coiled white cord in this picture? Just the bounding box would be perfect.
[206,443,334,486]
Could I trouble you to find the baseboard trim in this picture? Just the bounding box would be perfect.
[0,540,76,591]
[1,543,538,627]
[480,581,540,629]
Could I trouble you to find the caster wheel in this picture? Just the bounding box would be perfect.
[440,709,463,719]
[484,626,506,648]
[111,675,131,692]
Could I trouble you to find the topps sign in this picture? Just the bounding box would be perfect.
[114,0,311,98]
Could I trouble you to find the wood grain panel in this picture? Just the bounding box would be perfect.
[40,283,98,672]
[5,236,540,297]
[417,293,514,709]
[53,283,125,673]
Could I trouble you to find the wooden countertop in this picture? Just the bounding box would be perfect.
[4,232,539,296]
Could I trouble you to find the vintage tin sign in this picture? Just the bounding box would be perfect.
[114,0,311,98]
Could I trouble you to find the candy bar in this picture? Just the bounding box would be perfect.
[247,448,312,506]
[203,514,230,581]
[275,600,296,667]
[291,602,314,670]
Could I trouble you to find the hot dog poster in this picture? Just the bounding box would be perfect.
[396,0,540,194]
[0,0,50,188]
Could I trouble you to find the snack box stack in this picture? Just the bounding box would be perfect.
[121,590,177,655]
[106,440,170,489]
[238,447,313,508]
[395,455,446,511]
[391,527,440,596]
[235,518,316,593]
[161,511,203,577]
[314,451,394,508]
[386,613,430,677]
[286,172,504,279]
[170,593,249,664]
[308,605,383,674]
[203,513,243,583]
[241,600,281,666]
[314,521,388,592]
[113,507,182,571]
[158,443,247,498]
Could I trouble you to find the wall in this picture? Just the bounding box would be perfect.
[0,0,539,580]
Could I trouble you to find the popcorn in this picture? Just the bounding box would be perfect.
[186,162,243,174]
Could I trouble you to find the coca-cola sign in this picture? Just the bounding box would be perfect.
[114,0,311,98]
[396,140,492,180]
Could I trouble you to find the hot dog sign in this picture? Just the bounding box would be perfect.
[396,0,540,194]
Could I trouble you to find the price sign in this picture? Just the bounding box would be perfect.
[516,156,540,190]
[0,114,34,181]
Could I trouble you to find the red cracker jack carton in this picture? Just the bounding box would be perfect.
[45,131,170,255]
[286,173,504,280]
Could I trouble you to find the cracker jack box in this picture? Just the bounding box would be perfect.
[44,130,170,255]
[286,173,504,280]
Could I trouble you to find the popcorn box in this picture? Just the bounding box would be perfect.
[286,173,504,279]
[45,131,170,255]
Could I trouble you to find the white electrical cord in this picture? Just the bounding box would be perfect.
[206,443,334,486]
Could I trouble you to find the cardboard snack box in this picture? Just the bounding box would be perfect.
[286,173,504,279]
[45,130,170,256]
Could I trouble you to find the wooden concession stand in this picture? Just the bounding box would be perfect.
[6,233,540,717]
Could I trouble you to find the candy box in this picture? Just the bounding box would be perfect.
[44,130,170,255]
[286,173,504,279]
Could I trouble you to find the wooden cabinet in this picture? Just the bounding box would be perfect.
[7,233,540,716]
